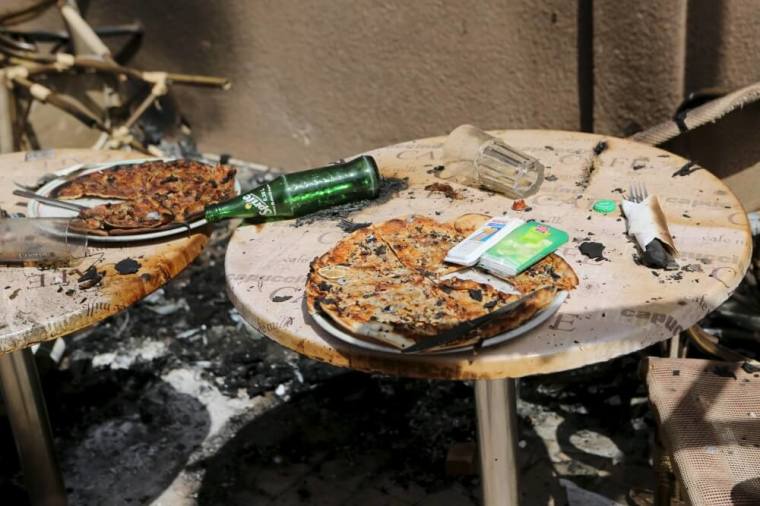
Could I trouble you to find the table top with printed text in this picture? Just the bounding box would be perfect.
[226,130,752,380]
[0,149,209,355]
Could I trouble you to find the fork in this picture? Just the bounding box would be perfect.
[627,181,649,203]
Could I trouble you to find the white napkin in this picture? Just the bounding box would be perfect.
[621,195,678,255]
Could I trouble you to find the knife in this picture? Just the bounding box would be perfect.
[401,288,544,354]
[12,189,88,213]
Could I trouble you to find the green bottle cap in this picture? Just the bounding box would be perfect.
[592,199,617,214]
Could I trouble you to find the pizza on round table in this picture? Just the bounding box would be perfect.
[51,159,236,235]
[306,214,578,352]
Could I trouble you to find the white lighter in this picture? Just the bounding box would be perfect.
[444,216,524,267]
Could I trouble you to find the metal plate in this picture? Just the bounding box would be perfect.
[26,158,241,243]
[310,291,568,355]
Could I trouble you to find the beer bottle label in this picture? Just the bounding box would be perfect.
[241,184,278,216]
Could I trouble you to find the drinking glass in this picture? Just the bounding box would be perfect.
[442,124,544,198]
[0,218,88,266]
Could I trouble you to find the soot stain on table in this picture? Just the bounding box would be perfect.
[338,219,371,233]
[78,265,104,289]
[672,161,701,177]
[577,140,608,190]
[424,182,461,199]
[115,258,141,275]
[292,177,409,228]
[579,241,607,261]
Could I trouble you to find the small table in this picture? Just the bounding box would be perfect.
[225,130,752,505]
[0,149,209,506]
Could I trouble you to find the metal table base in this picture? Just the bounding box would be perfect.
[0,348,67,506]
[475,378,520,506]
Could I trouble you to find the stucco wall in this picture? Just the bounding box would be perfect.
[20,1,760,179]
[78,1,580,169]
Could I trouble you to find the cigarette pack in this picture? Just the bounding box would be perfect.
[478,222,568,276]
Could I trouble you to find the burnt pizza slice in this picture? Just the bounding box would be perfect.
[501,254,579,294]
[310,225,408,274]
[307,266,469,350]
[71,197,174,234]
[53,163,157,200]
[424,276,557,350]
[375,215,466,277]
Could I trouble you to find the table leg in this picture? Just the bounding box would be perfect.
[474,378,520,506]
[668,335,680,358]
[0,348,67,506]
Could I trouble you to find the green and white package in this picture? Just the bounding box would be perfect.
[478,221,569,277]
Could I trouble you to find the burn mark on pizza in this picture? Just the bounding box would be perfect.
[220,171,235,184]
[115,258,141,275]
[78,265,104,289]
[440,285,453,294]
[374,245,387,256]
[545,174,558,182]
[317,281,332,292]
[593,141,608,155]
[424,182,461,199]
[8,288,20,300]
[578,241,607,261]
[468,289,483,301]
[484,300,498,310]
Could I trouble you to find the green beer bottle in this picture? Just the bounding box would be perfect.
[205,155,381,222]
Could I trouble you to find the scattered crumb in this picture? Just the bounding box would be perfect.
[424,182,461,199]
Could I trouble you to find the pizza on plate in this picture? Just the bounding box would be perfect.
[306,214,578,352]
[51,159,236,235]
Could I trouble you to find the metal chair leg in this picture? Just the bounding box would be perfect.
[654,436,674,506]
[0,348,67,506]
[474,378,520,506]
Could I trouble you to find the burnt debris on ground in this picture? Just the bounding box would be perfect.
[0,221,660,506]
[0,219,659,505]
[6,163,746,505]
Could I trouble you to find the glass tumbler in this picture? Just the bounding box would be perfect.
[442,124,544,198]
[0,218,88,266]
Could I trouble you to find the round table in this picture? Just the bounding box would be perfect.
[225,130,752,505]
[0,149,209,506]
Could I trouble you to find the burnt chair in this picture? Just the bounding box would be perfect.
[645,326,760,505]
